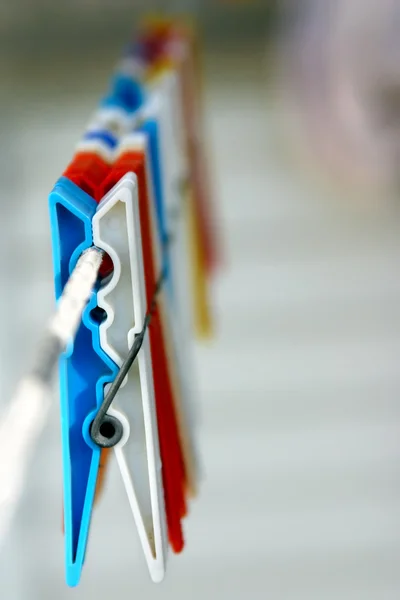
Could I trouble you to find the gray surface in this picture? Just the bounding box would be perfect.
[0,38,400,599]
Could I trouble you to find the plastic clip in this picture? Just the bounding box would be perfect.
[92,173,167,582]
[48,177,117,587]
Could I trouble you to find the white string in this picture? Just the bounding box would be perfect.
[0,247,103,549]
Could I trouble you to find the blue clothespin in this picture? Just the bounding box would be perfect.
[48,177,118,587]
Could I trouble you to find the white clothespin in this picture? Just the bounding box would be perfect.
[92,173,167,582]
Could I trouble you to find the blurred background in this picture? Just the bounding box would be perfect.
[1,1,400,599]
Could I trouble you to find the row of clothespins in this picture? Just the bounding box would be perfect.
[48,17,219,587]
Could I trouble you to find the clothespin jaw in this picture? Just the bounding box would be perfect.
[48,177,118,587]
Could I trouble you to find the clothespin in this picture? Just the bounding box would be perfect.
[48,17,217,588]
[92,172,168,581]
[49,176,117,587]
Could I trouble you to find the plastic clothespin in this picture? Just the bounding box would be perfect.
[92,173,168,581]
[48,177,117,587]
